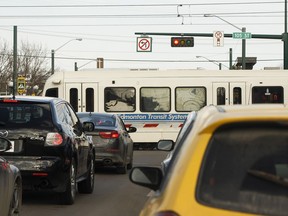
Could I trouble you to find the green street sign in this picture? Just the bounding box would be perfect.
[232,32,252,39]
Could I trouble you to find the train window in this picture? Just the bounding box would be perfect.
[140,87,171,112]
[70,88,78,112]
[45,88,58,97]
[104,87,136,112]
[217,87,226,105]
[86,88,94,112]
[252,86,283,104]
[233,87,242,104]
[175,87,206,112]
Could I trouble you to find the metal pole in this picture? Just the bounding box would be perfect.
[74,62,78,71]
[229,48,233,69]
[219,63,222,70]
[51,38,82,74]
[284,0,288,69]
[242,27,246,70]
[13,26,17,99]
[51,49,55,74]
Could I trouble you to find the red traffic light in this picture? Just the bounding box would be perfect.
[171,37,194,47]
[172,38,180,46]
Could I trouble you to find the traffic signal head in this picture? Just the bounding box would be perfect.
[171,37,194,47]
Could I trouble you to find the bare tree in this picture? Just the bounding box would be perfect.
[18,41,50,95]
[0,40,13,94]
[0,40,50,95]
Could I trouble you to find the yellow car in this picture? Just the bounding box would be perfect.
[130,104,288,216]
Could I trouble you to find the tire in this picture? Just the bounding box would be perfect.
[78,155,95,194]
[59,159,77,205]
[8,179,22,216]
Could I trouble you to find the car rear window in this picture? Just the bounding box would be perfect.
[0,102,53,129]
[78,114,115,127]
[197,122,288,215]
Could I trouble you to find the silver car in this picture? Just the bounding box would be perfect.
[77,112,137,174]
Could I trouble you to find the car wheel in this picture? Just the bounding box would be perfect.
[9,179,22,216]
[59,159,77,205]
[78,155,95,194]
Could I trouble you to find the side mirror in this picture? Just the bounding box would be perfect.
[128,126,137,133]
[157,140,175,151]
[82,122,95,132]
[129,167,163,191]
[0,137,12,152]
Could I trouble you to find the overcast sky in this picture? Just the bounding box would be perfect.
[0,0,285,71]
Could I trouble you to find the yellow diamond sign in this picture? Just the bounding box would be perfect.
[17,76,26,95]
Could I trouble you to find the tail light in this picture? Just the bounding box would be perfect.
[45,133,63,145]
[99,131,119,139]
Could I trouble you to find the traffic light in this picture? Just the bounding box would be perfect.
[171,37,194,47]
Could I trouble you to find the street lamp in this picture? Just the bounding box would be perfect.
[51,38,82,74]
[204,14,246,70]
[196,56,229,70]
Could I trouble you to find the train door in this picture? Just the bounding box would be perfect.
[212,82,246,105]
[230,82,246,105]
[65,83,98,112]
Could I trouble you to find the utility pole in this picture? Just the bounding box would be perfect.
[284,0,288,69]
[13,26,17,99]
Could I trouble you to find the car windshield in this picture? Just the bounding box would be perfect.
[78,114,115,127]
[197,121,288,215]
[0,102,53,129]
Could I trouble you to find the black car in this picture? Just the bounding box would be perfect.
[0,137,22,216]
[0,96,95,205]
[77,112,136,174]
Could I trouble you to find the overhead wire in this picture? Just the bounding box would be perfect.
[0,1,284,8]
[0,1,284,66]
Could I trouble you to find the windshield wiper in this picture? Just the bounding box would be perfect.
[248,169,288,188]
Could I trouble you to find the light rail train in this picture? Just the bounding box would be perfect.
[43,68,286,148]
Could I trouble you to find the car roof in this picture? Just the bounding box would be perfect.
[77,112,116,118]
[159,104,288,214]
[195,104,288,134]
[0,95,63,103]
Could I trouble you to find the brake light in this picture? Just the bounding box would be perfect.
[2,99,18,103]
[46,133,63,145]
[99,131,119,139]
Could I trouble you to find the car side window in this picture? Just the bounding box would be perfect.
[117,116,126,131]
[56,103,72,125]
[65,104,79,126]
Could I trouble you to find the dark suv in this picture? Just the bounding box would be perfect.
[0,96,95,205]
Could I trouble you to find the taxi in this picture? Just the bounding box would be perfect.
[130,104,288,216]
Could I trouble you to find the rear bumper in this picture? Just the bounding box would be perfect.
[95,152,124,166]
[5,156,69,192]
